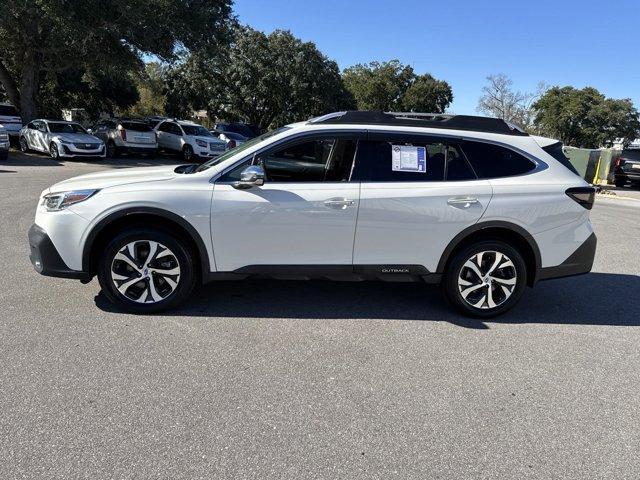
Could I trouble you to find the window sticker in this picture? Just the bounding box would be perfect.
[391,145,427,173]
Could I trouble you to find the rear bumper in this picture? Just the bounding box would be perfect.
[537,233,597,282]
[119,145,158,154]
[28,224,90,281]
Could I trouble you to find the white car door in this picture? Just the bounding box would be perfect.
[210,134,362,272]
[351,133,493,273]
[34,121,49,152]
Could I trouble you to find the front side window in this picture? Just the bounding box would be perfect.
[261,139,335,182]
[462,141,535,178]
[217,136,358,183]
[352,137,446,182]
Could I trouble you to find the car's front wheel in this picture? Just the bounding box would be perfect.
[182,145,195,162]
[97,228,196,313]
[443,240,527,318]
[49,142,59,159]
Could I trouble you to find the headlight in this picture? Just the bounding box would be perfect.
[196,139,207,147]
[41,189,99,211]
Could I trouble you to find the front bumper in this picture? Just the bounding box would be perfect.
[28,224,90,280]
[537,233,597,281]
[60,145,106,158]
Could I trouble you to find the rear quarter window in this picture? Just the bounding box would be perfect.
[462,141,536,179]
[120,122,152,131]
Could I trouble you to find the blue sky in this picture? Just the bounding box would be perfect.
[234,0,639,114]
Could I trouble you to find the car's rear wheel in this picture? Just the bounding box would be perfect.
[106,141,119,158]
[614,177,626,187]
[443,240,527,318]
[19,136,29,153]
[97,228,196,313]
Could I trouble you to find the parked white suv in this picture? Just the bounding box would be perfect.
[91,119,157,158]
[19,119,105,159]
[28,111,597,317]
[0,103,22,143]
[155,119,226,162]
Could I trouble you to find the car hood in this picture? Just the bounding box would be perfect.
[53,132,102,143]
[190,135,225,145]
[47,165,178,193]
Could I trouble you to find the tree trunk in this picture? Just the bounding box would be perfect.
[18,50,40,123]
[0,60,20,110]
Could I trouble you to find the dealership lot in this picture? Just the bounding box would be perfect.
[1,153,640,479]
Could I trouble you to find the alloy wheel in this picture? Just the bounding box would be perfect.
[19,137,28,152]
[110,240,181,304]
[457,250,517,310]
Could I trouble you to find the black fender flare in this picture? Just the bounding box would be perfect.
[82,207,211,280]
[436,221,542,285]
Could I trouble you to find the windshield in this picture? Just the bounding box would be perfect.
[182,124,212,137]
[48,122,87,134]
[196,127,290,173]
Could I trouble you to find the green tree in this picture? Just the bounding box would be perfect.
[167,27,355,130]
[124,63,168,117]
[0,0,234,122]
[342,60,453,113]
[533,86,640,148]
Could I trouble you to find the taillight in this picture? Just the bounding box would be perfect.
[614,157,625,167]
[566,186,595,210]
[228,139,236,149]
[119,128,127,141]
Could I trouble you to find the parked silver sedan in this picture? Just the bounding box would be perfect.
[19,119,105,159]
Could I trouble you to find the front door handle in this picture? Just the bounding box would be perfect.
[324,198,356,210]
[447,196,479,208]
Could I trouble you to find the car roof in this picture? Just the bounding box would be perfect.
[309,111,528,137]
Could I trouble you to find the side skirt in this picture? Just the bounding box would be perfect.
[205,265,442,284]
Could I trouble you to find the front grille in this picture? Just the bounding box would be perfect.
[73,143,100,150]
[0,134,8,141]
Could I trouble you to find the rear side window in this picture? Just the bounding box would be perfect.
[446,144,477,181]
[462,141,535,178]
[120,121,152,132]
[621,150,640,161]
[0,105,18,116]
[353,137,446,182]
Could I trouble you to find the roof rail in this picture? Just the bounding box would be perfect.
[309,111,528,136]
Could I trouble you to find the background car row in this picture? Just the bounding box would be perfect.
[5,110,259,162]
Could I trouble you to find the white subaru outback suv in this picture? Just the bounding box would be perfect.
[28,111,597,318]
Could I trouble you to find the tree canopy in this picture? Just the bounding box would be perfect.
[167,27,355,130]
[342,60,453,113]
[476,74,547,128]
[533,86,640,148]
[0,0,234,121]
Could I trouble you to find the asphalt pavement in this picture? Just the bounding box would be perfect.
[1,151,639,479]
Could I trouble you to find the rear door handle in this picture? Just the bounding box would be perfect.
[324,198,356,210]
[447,197,479,208]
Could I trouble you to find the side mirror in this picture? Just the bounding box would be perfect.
[233,165,265,189]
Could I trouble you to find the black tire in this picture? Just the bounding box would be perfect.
[442,240,527,318]
[614,178,626,187]
[49,142,59,159]
[19,136,29,153]
[97,228,197,313]
[182,145,195,162]
[106,141,119,158]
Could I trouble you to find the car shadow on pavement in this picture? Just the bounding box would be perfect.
[94,272,640,330]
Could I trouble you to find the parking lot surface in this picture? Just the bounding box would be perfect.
[1,151,640,479]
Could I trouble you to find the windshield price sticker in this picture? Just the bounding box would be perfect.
[392,145,427,173]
